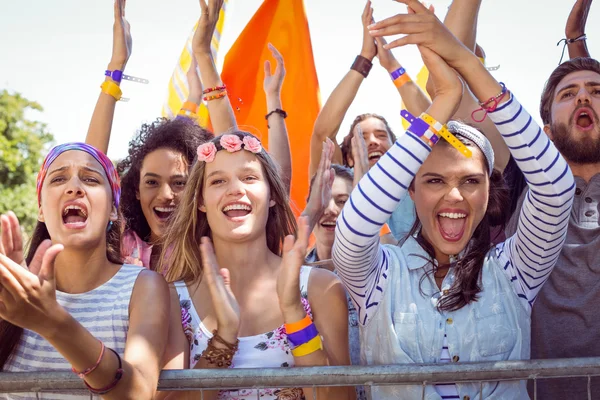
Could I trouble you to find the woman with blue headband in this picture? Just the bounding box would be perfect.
[0,143,170,399]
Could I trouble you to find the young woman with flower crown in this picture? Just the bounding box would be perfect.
[157,132,352,400]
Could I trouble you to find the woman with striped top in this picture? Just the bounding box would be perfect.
[0,143,171,399]
[332,1,576,399]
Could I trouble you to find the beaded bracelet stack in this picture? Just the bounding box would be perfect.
[285,314,323,357]
[203,84,227,102]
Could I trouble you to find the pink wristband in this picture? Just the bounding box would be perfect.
[72,340,105,379]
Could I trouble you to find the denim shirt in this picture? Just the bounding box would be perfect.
[362,237,530,399]
[386,194,416,243]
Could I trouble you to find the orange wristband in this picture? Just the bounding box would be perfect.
[284,314,312,334]
[393,73,412,89]
[181,101,199,114]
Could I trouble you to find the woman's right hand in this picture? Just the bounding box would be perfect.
[192,0,224,55]
[200,237,240,343]
[109,0,132,70]
[360,0,377,61]
[0,212,25,268]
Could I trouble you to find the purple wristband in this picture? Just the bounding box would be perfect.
[287,323,319,348]
[105,69,123,83]
[390,66,407,81]
[401,110,428,137]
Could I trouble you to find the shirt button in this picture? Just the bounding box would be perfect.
[585,197,593,203]
[586,210,594,217]
[452,355,460,362]
[446,318,453,325]
[463,396,470,400]
[443,289,449,295]
[576,188,582,195]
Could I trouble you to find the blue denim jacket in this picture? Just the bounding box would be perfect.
[362,237,530,400]
[387,194,416,242]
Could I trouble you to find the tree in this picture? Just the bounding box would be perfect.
[0,90,54,235]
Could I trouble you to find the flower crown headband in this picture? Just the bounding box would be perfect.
[197,134,263,163]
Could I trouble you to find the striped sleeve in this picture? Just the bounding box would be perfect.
[332,129,432,325]
[489,95,575,309]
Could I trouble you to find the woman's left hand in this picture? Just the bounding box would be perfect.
[0,240,65,337]
[276,217,311,323]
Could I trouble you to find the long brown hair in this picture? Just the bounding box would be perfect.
[159,131,297,284]
[0,221,122,371]
[408,135,509,312]
[340,113,397,167]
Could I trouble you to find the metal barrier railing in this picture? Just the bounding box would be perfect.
[1,357,600,399]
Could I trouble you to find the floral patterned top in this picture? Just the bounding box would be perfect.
[175,266,312,400]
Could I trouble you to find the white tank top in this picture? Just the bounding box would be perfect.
[175,266,312,400]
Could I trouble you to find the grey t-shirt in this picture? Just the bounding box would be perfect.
[506,173,600,399]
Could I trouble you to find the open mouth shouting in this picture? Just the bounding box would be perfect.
[222,202,253,221]
[573,107,596,131]
[368,151,383,164]
[437,210,468,242]
[154,206,176,223]
[62,202,88,229]
[319,219,337,232]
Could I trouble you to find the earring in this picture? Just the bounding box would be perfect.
[107,221,113,232]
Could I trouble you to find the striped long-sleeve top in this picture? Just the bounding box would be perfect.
[332,95,575,400]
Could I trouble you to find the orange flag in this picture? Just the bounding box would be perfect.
[221,0,321,216]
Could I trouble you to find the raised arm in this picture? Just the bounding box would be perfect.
[0,242,170,399]
[192,0,237,134]
[85,0,131,153]
[264,44,292,193]
[332,43,463,325]
[565,0,592,59]
[370,0,576,308]
[309,0,377,177]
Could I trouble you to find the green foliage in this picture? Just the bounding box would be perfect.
[0,90,54,234]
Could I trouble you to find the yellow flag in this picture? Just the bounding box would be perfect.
[161,1,228,127]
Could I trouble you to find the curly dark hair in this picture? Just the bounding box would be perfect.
[117,118,213,242]
[340,113,397,167]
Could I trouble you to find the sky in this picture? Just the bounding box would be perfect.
[1,0,599,160]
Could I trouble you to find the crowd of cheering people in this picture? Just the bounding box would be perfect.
[0,0,598,398]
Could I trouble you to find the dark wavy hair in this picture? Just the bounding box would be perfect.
[408,132,510,312]
[117,118,213,242]
[0,221,122,370]
[540,57,600,125]
[340,113,397,167]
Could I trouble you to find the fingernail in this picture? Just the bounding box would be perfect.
[367,24,375,29]
[383,44,390,50]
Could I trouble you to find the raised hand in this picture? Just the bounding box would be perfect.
[187,55,203,104]
[277,216,311,322]
[200,237,240,343]
[0,212,25,268]
[110,0,132,70]
[566,0,593,38]
[0,240,64,337]
[360,0,377,61]
[351,124,370,187]
[192,0,224,55]
[368,0,470,68]
[263,44,286,98]
[302,139,335,231]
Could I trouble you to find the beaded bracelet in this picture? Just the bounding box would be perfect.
[84,348,123,395]
[201,330,240,368]
[204,91,228,102]
[203,84,227,94]
[471,82,508,123]
[72,340,105,379]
